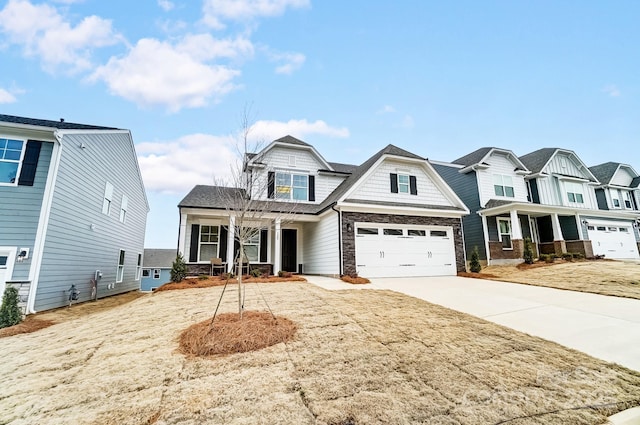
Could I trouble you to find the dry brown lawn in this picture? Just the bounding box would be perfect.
[2,282,640,425]
[155,275,306,292]
[483,260,640,299]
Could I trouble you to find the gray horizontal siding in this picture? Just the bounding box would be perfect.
[432,163,486,260]
[35,132,147,311]
[0,141,53,281]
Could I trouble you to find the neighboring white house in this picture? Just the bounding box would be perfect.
[178,136,469,279]
[0,114,148,313]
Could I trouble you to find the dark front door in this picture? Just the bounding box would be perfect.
[281,229,297,272]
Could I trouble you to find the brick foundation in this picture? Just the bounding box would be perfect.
[186,263,273,276]
[565,240,594,258]
[341,212,465,275]
[488,239,524,260]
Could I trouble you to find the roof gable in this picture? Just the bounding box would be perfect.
[454,147,529,174]
[520,148,598,182]
[247,135,332,170]
[590,162,639,187]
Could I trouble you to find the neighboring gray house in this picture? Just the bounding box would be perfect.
[140,249,175,291]
[178,136,469,279]
[0,114,148,313]
[434,147,640,265]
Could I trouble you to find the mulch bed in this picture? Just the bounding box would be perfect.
[457,271,499,279]
[178,311,297,357]
[341,275,371,284]
[155,275,307,292]
[0,317,56,338]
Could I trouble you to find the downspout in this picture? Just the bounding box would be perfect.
[331,203,343,276]
[26,131,64,314]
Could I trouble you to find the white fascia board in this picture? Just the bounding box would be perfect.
[180,206,321,223]
[479,202,640,220]
[337,202,467,218]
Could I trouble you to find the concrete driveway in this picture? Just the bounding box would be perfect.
[305,275,640,372]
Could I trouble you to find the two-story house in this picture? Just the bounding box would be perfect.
[178,136,469,279]
[0,114,148,313]
[435,147,640,266]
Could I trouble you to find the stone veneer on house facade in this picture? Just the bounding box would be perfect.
[340,212,466,276]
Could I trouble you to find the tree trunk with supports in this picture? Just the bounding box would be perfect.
[211,107,298,320]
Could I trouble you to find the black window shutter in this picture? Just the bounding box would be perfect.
[308,175,315,201]
[189,224,200,262]
[409,175,418,195]
[267,171,275,199]
[390,173,398,193]
[219,226,228,262]
[260,229,268,262]
[18,141,43,186]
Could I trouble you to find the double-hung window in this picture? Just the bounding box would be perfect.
[566,182,584,204]
[243,231,261,262]
[120,195,128,223]
[199,225,219,261]
[103,182,114,215]
[497,218,512,249]
[135,253,142,280]
[494,174,515,197]
[276,172,308,201]
[0,138,24,185]
[117,250,125,283]
[398,174,410,193]
[623,192,633,209]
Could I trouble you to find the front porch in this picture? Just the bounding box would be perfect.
[482,207,594,265]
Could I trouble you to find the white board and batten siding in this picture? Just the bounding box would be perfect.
[535,153,598,209]
[35,132,147,311]
[302,212,340,275]
[349,159,452,207]
[475,152,529,207]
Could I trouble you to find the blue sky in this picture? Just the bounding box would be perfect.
[1,0,639,248]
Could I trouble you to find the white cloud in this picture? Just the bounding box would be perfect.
[177,33,254,61]
[157,0,174,11]
[137,133,239,194]
[602,84,621,97]
[0,88,17,104]
[138,119,350,193]
[202,0,310,29]
[270,51,305,75]
[377,105,395,114]
[90,37,241,112]
[249,119,350,143]
[398,115,414,129]
[0,0,122,74]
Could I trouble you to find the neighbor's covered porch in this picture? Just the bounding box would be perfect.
[480,203,594,265]
[177,208,318,276]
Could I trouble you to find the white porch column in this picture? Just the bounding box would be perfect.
[574,214,583,240]
[481,214,491,265]
[551,213,564,241]
[274,218,282,275]
[226,216,235,273]
[509,209,523,240]
[177,213,187,256]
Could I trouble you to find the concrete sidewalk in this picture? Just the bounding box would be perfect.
[303,274,640,372]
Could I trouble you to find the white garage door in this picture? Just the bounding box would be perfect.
[587,221,640,260]
[355,224,456,278]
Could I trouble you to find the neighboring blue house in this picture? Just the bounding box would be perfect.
[0,114,148,313]
[141,249,175,291]
[433,147,640,266]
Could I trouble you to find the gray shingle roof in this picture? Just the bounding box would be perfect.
[273,135,311,146]
[483,199,517,209]
[0,114,118,130]
[143,249,176,268]
[632,176,640,188]
[589,162,619,185]
[452,147,494,166]
[519,148,557,174]
[327,162,357,174]
[179,143,468,216]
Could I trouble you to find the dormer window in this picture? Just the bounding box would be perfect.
[493,174,514,198]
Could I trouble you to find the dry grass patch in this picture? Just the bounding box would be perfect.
[1,283,640,425]
[483,260,640,299]
[178,311,297,356]
[155,275,306,292]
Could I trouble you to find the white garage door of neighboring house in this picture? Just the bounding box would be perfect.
[355,224,456,278]
[587,221,640,260]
